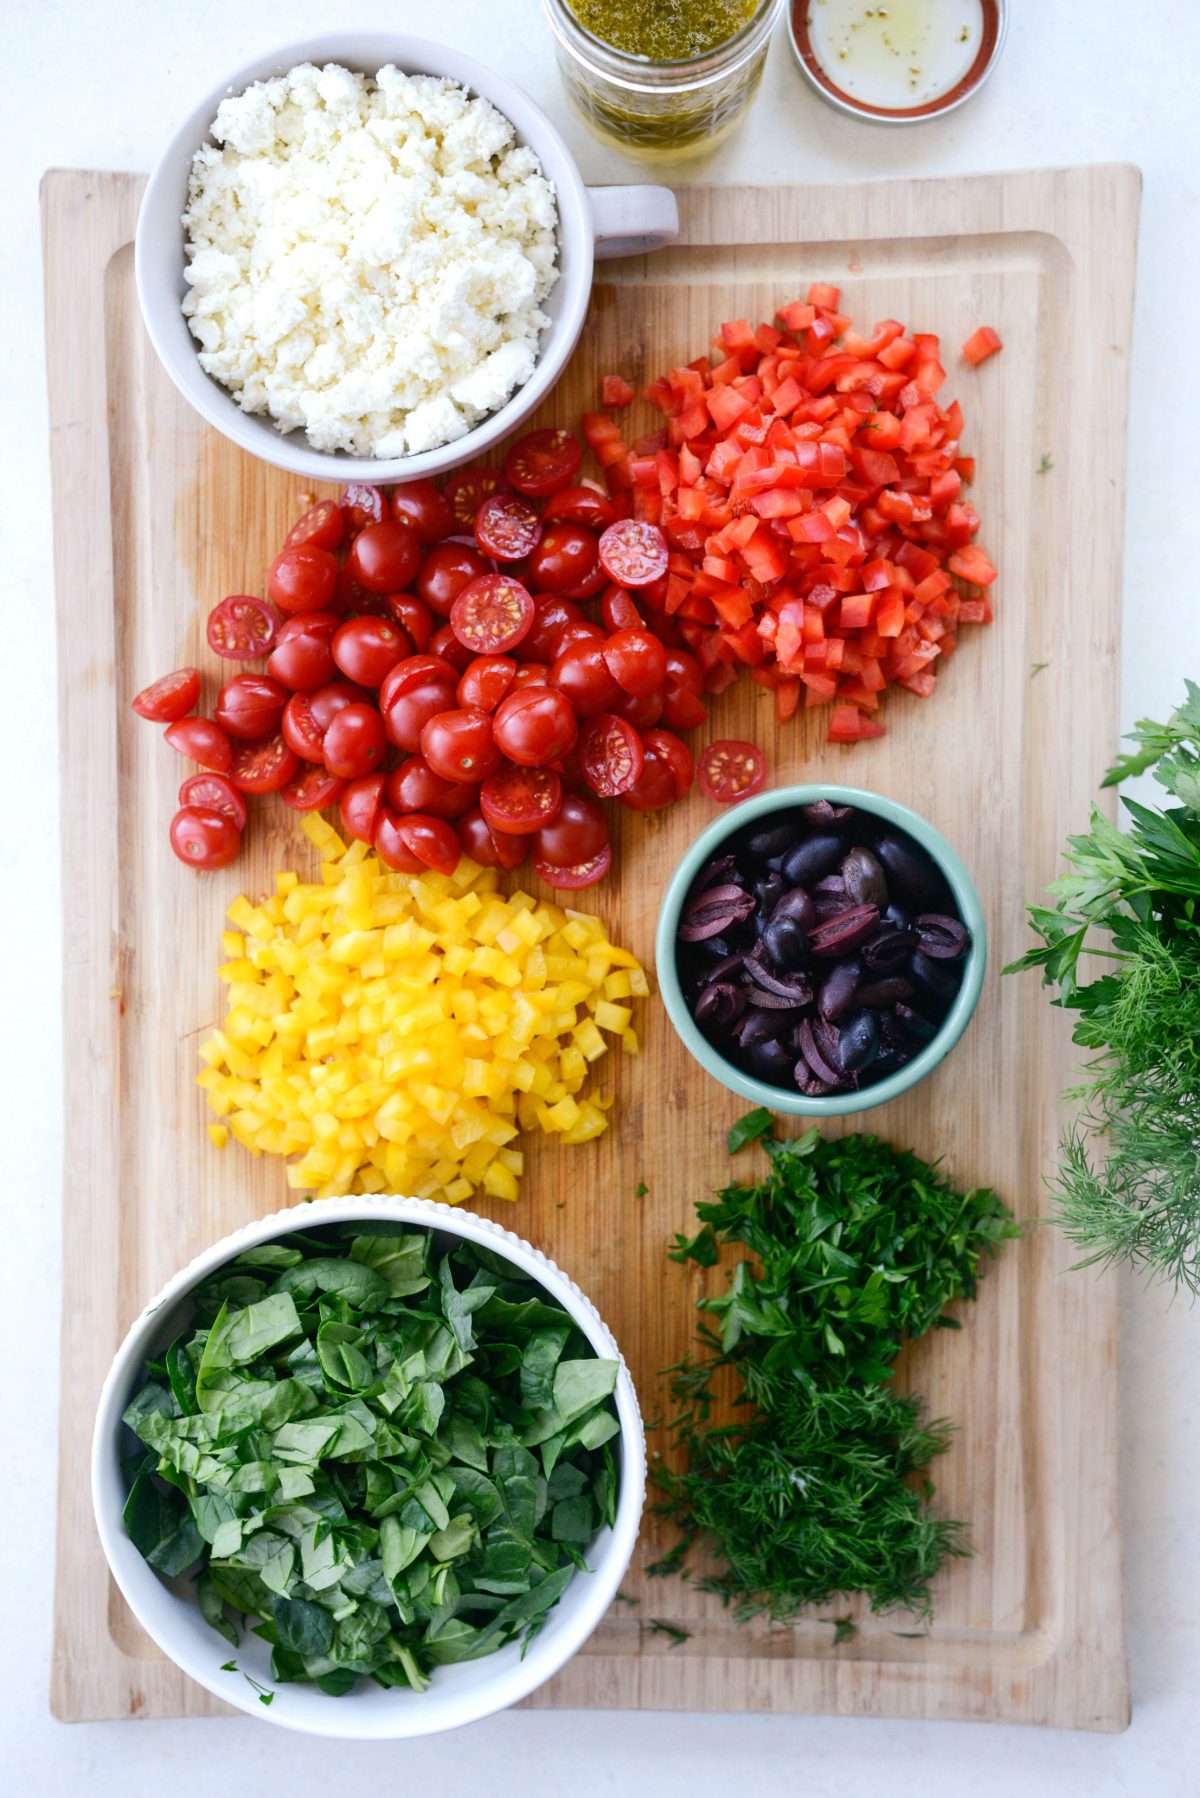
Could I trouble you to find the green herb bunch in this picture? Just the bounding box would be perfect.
[122,1225,620,1696]
[653,1116,1014,1623]
[1005,681,1200,1290]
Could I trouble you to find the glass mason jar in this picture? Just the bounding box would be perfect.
[542,0,784,160]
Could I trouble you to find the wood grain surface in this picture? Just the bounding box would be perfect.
[44,163,1138,1729]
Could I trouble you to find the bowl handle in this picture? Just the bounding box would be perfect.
[587,185,679,259]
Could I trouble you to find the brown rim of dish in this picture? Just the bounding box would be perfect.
[789,0,1006,121]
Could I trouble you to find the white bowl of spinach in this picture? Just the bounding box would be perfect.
[92,1197,644,1736]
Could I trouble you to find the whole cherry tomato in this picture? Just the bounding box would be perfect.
[214,673,289,740]
[164,716,233,774]
[323,703,388,779]
[333,616,411,688]
[621,728,695,811]
[492,687,578,767]
[169,805,241,871]
[267,544,338,615]
[429,623,475,675]
[385,594,435,650]
[375,809,461,876]
[282,680,366,762]
[390,479,454,544]
[379,656,460,752]
[521,596,584,663]
[132,668,199,723]
[526,522,599,595]
[386,754,476,820]
[420,707,501,784]
[457,805,531,871]
[415,541,490,617]
[549,639,621,718]
[603,628,668,698]
[267,612,340,692]
[457,655,518,714]
[532,791,608,867]
[348,520,422,594]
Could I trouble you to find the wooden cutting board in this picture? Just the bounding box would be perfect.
[44,163,1138,1730]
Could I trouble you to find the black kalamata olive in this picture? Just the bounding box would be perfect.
[745,954,812,1004]
[861,924,915,972]
[771,886,817,933]
[808,904,880,958]
[894,1002,937,1043]
[680,882,756,942]
[802,801,855,827]
[855,975,914,1008]
[816,957,862,1022]
[910,950,962,1000]
[695,853,739,892]
[814,873,846,896]
[782,832,844,886]
[842,846,888,910]
[746,821,797,859]
[694,982,746,1031]
[754,870,786,914]
[914,913,970,960]
[704,950,748,982]
[698,934,732,961]
[796,1018,845,1088]
[837,1008,881,1072]
[743,1035,796,1080]
[796,1066,837,1097]
[761,917,806,971]
[883,902,912,930]
[732,1008,779,1049]
[872,833,948,909]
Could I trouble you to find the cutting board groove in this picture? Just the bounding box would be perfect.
[44,163,1138,1730]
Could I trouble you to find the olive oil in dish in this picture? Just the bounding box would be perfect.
[806,0,984,109]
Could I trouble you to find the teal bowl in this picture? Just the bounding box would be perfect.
[655,785,986,1117]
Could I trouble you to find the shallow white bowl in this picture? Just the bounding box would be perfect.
[135,33,677,482]
[92,1195,645,1738]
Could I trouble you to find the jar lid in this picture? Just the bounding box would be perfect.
[788,0,1008,123]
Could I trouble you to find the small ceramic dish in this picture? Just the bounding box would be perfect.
[655,784,985,1116]
[135,33,678,482]
[787,0,1008,125]
[91,1195,645,1738]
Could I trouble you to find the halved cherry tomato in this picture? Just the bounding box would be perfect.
[385,594,435,649]
[169,805,240,871]
[521,596,584,662]
[598,519,669,589]
[341,483,388,533]
[661,647,708,729]
[542,486,618,531]
[549,639,621,718]
[340,773,387,844]
[480,762,563,835]
[457,805,531,871]
[280,764,347,812]
[697,739,767,804]
[621,727,694,811]
[375,809,461,876]
[600,586,644,633]
[349,520,422,594]
[556,561,609,603]
[603,628,668,697]
[214,673,289,740]
[229,732,300,794]
[505,428,582,498]
[444,466,511,531]
[612,686,664,731]
[526,522,598,594]
[179,773,248,831]
[268,544,338,616]
[323,704,387,779]
[286,500,344,554]
[333,616,411,687]
[512,664,550,688]
[420,707,501,784]
[533,843,612,889]
[578,712,645,797]
[415,540,492,617]
[282,680,365,762]
[451,574,535,656]
[474,494,542,563]
[132,667,200,723]
[390,479,454,543]
[492,687,578,767]
[267,612,339,691]
[164,716,233,774]
[208,595,280,660]
[380,656,460,752]
[387,754,476,820]
[532,790,608,867]
[457,654,518,714]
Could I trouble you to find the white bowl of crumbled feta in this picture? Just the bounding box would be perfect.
[136,36,677,477]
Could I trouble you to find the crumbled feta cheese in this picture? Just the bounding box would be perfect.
[181,63,559,458]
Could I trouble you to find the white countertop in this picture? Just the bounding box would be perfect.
[5,1,1199,1791]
